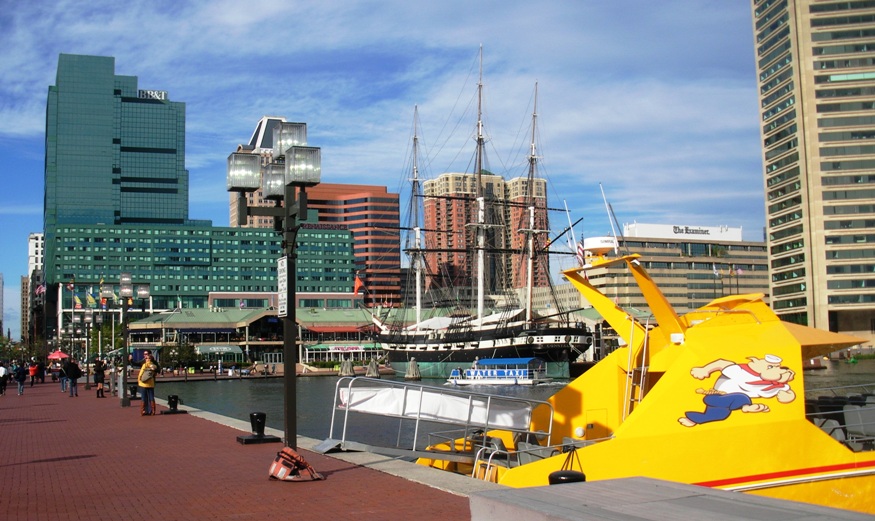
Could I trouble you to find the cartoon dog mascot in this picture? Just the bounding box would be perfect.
[679,354,795,427]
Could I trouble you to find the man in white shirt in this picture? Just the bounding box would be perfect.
[0,361,8,395]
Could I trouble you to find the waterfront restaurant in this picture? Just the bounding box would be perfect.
[126,306,380,366]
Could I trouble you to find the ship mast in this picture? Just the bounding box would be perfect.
[524,83,539,323]
[411,107,423,326]
[475,46,486,320]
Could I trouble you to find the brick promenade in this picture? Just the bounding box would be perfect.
[0,380,474,521]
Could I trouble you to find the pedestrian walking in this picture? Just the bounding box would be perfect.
[0,361,8,396]
[13,361,28,395]
[28,358,38,387]
[64,359,82,397]
[138,350,159,415]
[93,359,107,398]
[59,361,69,393]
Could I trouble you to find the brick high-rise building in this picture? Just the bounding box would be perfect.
[422,172,549,293]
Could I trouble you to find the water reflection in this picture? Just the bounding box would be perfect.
[803,359,875,392]
[156,361,875,440]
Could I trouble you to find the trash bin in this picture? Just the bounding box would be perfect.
[250,412,267,437]
[548,470,586,485]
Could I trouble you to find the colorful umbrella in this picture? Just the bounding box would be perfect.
[47,350,69,360]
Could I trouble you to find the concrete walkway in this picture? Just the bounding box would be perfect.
[0,380,477,521]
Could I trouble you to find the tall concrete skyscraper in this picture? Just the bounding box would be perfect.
[751,0,875,344]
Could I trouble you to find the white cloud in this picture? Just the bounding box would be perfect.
[0,1,766,339]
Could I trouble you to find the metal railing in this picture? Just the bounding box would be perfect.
[324,377,553,460]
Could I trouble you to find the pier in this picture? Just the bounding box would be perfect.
[0,381,477,521]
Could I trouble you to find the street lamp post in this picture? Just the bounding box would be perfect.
[84,308,93,390]
[227,125,321,450]
[100,273,148,407]
[71,313,82,360]
[95,312,103,360]
[100,286,116,397]
[118,273,138,407]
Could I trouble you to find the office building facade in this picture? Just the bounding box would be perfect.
[537,223,770,316]
[422,172,549,292]
[306,184,400,306]
[751,1,875,344]
[229,116,400,307]
[42,54,355,346]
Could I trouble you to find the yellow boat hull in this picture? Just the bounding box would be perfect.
[417,254,875,514]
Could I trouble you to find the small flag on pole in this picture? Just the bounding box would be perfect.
[354,273,365,294]
[34,284,46,296]
[712,264,719,278]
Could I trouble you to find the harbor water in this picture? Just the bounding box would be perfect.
[155,360,874,441]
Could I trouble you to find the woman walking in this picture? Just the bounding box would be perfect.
[93,359,106,398]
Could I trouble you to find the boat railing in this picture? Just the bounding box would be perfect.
[804,384,875,452]
[687,308,763,325]
[470,435,612,481]
[317,376,554,461]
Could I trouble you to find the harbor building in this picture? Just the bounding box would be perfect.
[536,223,770,317]
[750,0,875,344]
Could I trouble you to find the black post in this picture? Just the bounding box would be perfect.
[283,182,302,450]
[121,310,130,407]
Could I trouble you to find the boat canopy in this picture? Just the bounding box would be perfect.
[195,345,243,354]
[476,357,542,366]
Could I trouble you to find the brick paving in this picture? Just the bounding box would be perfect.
[0,380,470,521]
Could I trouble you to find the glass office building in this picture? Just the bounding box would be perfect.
[42,54,355,339]
[45,54,189,229]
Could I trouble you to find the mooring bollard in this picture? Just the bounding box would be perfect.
[250,412,266,437]
[161,394,187,415]
[236,411,280,445]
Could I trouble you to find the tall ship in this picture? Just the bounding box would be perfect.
[370,52,590,379]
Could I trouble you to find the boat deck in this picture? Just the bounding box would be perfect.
[470,476,872,520]
[805,386,875,451]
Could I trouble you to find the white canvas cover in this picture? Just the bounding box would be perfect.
[338,386,532,430]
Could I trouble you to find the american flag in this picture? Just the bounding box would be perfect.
[576,242,586,266]
[34,283,46,296]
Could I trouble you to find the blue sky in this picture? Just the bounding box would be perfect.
[0,1,762,340]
